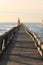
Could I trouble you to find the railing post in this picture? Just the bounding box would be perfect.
[42,50,43,60]
[0,36,3,51]
[41,43,43,60]
[4,34,8,47]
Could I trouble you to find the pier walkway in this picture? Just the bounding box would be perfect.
[0,24,43,65]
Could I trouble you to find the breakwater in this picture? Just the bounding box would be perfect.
[0,23,43,65]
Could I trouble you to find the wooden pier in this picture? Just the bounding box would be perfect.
[0,24,43,65]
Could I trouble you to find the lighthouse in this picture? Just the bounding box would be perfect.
[18,18,20,25]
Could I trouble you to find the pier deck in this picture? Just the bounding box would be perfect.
[0,24,43,65]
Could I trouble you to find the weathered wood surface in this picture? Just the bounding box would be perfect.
[0,24,43,65]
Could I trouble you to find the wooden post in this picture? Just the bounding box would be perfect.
[4,34,8,47]
[41,43,43,59]
[0,36,3,51]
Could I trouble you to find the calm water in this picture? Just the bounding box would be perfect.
[25,23,43,42]
[0,23,17,35]
[0,23,43,42]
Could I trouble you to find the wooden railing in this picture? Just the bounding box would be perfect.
[26,28,43,59]
[0,24,21,55]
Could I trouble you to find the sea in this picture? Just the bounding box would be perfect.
[0,23,17,35]
[0,23,43,42]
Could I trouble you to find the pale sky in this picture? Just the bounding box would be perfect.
[0,0,43,23]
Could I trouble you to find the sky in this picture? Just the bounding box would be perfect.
[0,0,43,23]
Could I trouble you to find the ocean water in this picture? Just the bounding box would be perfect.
[25,23,43,42]
[0,23,43,42]
[0,23,17,35]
